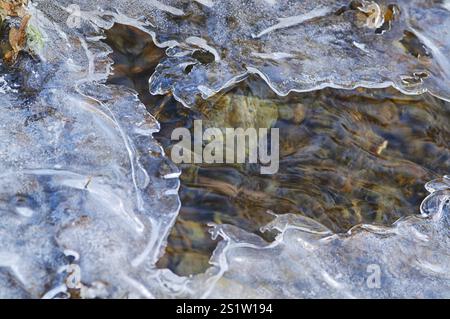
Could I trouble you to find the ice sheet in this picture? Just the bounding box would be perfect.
[0,0,449,298]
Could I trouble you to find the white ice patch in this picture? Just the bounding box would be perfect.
[353,41,370,54]
[252,51,295,60]
[148,0,184,16]
[0,75,18,94]
[194,0,214,8]
[253,7,332,38]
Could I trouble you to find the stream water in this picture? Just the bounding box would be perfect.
[105,23,450,276]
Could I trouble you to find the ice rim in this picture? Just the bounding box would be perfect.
[0,0,448,298]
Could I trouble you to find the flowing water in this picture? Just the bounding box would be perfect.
[105,24,450,275]
[0,0,449,298]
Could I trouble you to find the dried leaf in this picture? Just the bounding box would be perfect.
[4,13,30,63]
[0,0,28,17]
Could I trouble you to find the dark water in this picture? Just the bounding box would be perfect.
[105,24,450,276]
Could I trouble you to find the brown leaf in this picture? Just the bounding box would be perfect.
[4,13,30,63]
[0,0,28,17]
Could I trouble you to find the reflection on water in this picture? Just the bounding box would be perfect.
[106,24,450,276]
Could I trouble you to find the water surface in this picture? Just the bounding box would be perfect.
[106,24,450,276]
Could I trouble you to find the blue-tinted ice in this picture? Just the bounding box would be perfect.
[0,0,449,298]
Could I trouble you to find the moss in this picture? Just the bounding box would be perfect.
[26,24,44,51]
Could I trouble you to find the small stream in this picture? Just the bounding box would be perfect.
[106,24,450,276]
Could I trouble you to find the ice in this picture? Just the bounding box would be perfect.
[0,0,449,298]
[0,76,181,297]
[148,0,450,106]
[187,179,450,298]
[29,0,450,107]
[0,4,181,297]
